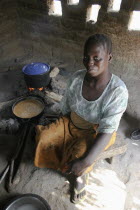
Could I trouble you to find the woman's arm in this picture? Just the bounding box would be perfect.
[65,84,128,176]
[83,133,112,165]
[69,133,112,176]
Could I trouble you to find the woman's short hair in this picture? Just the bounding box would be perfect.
[84,34,112,54]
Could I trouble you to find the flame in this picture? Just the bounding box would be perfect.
[28,87,44,91]
[38,87,43,91]
[28,87,35,91]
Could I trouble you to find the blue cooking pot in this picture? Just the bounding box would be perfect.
[22,62,51,88]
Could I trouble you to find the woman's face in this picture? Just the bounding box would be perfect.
[83,44,111,77]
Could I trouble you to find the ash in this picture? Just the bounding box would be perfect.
[0,118,19,134]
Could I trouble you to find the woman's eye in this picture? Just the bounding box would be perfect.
[83,56,102,62]
[94,57,101,62]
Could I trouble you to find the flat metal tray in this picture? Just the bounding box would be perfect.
[4,194,51,210]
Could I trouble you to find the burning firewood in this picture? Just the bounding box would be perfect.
[45,90,62,102]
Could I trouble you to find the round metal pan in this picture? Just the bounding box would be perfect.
[12,96,45,121]
[4,193,51,210]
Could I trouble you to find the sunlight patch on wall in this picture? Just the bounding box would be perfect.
[49,0,62,16]
[108,0,122,12]
[86,5,101,23]
[67,0,79,5]
[128,11,140,31]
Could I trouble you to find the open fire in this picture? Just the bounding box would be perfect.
[28,87,44,91]
[0,65,64,135]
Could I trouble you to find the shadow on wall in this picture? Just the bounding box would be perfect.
[122,111,140,137]
[0,70,27,103]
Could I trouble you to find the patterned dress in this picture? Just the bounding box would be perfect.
[60,69,128,133]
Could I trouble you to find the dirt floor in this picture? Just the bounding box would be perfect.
[0,101,140,210]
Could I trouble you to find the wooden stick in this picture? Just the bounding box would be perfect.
[0,164,10,184]
[45,90,63,102]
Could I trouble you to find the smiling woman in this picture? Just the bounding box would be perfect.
[34,34,128,204]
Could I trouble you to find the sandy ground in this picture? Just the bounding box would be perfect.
[0,115,140,210]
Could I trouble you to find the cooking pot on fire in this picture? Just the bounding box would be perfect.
[22,62,51,88]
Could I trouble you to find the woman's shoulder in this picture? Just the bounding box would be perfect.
[111,74,128,93]
[66,69,86,90]
[67,69,86,86]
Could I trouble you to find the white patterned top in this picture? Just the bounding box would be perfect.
[60,69,128,133]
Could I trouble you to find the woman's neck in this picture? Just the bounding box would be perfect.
[84,71,112,89]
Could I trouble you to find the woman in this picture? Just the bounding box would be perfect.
[34,34,128,203]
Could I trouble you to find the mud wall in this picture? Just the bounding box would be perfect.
[0,0,140,121]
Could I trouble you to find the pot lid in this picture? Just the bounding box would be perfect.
[22,62,50,75]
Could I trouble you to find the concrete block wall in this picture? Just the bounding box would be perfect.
[0,0,139,71]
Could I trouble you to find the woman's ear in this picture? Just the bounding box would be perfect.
[109,54,112,61]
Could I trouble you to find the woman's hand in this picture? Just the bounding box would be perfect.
[63,158,90,177]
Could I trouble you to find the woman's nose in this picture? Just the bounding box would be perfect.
[89,57,94,65]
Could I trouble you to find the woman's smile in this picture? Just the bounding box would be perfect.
[88,66,98,72]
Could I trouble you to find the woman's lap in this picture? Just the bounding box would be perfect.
[34,116,116,172]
